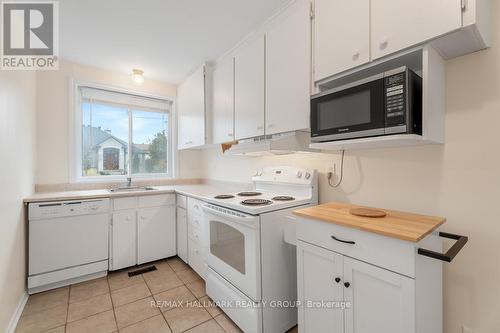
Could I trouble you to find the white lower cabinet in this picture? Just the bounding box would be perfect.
[176,201,188,263]
[343,256,415,333]
[296,217,442,333]
[110,210,137,270]
[297,241,344,333]
[187,197,207,279]
[110,194,176,270]
[298,240,415,333]
[137,206,176,264]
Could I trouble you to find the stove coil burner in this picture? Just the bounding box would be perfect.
[241,199,272,206]
[237,191,262,197]
[272,196,295,201]
[214,194,235,199]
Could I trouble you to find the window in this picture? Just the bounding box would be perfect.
[76,85,173,180]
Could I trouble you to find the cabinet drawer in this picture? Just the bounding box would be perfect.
[177,194,187,208]
[188,224,204,244]
[296,217,416,277]
[138,194,175,208]
[113,197,138,211]
[188,214,204,231]
[187,198,204,215]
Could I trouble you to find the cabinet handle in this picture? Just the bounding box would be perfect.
[331,235,355,245]
[125,217,131,221]
[334,277,341,283]
[344,282,350,288]
[267,124,274,128]
[185,141,193,145]
[352,50,360,60]
[228,133,233,137]
[257,125,263,130]
[380,38,388,49]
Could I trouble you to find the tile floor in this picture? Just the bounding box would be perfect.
[15,257,299,333]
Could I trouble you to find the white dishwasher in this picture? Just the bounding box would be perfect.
[28,198,110,294]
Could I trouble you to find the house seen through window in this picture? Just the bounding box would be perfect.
[79,86,172,178]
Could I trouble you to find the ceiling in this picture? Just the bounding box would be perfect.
[59,0,289,84]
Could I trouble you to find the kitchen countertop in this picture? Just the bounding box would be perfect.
[293,202,446,242]
[23,183,246,203]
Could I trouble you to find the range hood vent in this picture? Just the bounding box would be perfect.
[226,131,317,156]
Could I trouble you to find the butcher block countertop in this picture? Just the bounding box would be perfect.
[293,202,446,242]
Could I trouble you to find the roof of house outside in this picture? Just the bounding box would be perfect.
[82,125,150,154]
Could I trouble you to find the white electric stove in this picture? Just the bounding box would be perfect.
[203,166,318,333]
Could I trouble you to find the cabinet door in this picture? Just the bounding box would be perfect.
[176,206,188,263]
[137,206,176,264]
[178,66,206,150]
[266,0,310,134]
[111,210,136,270]
[343,257,415,333]
[234,36,265,140]
[371,0,462,59]
[314,0,370,81]
[212,57,235,144]
[188,237,206,279]
[297,241,344,333]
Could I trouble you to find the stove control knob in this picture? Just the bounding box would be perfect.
[296,171,303,178]
[304,172,311,180]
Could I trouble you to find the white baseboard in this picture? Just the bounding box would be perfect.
[6,291,28,333]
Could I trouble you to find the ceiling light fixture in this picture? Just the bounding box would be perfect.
[132,69,144,85]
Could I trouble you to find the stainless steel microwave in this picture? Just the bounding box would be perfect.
[310,66,422,142]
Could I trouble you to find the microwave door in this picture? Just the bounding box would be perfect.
[311,78,385,142]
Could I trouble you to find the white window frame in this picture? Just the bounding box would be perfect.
[69,79,178,183]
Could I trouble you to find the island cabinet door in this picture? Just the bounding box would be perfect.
[297,241,344,333]
[343,257,415,333]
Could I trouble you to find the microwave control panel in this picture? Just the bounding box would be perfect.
[384,72,406,127]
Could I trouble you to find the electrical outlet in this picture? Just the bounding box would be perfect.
[462,325,476,333]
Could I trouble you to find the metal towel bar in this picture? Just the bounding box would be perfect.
[418,232,468,262]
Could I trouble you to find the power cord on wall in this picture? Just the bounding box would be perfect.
[328,150,345,188]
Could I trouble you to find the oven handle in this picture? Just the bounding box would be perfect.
[202,204,258,229]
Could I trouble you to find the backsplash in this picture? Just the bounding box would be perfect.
[35,178,202,193]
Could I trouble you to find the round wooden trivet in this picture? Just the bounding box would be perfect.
[349,207,387,218]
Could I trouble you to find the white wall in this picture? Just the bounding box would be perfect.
[201,4,500,333]
[36,60,201,185]
[0,71,37,332]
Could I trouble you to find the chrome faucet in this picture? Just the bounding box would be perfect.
[126,177,132,187]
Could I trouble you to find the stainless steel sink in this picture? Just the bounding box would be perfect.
[108,186,157,193]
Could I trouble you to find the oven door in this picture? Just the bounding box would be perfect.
[311,75,386,142]
[203,204,261,302]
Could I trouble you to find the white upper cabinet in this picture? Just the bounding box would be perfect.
[177,65,206,150]
[314,0,370,81]
[370,0,462,60]
[211,57,235,144]
[266,0,311,134]
[234,36,265,140]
